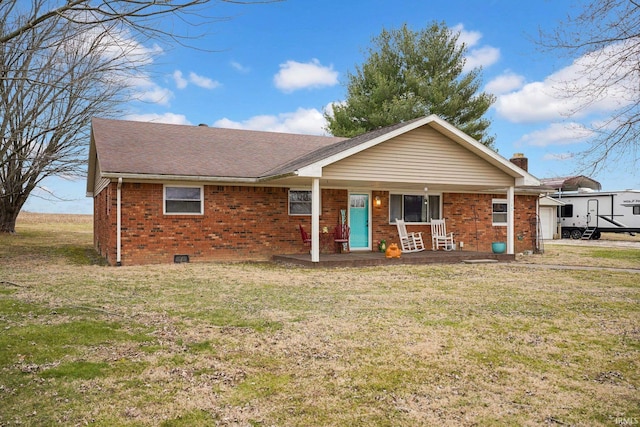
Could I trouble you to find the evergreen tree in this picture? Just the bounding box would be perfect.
[326,22,496,147]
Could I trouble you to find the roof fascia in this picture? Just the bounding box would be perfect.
[86,130,97,196]
[100,172,261,183]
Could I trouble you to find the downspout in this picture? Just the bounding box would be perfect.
[507,186,515,254]
[116,177,122,266]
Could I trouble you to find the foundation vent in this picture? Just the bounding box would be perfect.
[174,254,190,263]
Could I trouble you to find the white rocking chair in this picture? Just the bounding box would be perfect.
[395,219,425,253]
[431,219,455,251]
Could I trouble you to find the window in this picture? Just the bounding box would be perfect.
[289,190,312,215]
[560,204,574,218]
[633,205,640,215]
[389,194,440,223]
[164,186,203,214]
[492,199,508,225]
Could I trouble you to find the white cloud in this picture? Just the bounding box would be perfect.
[66,24,172,107]
[231,61,250,73]
[172,70,188,89]
[124,112,191,125]
[188,72,220,89]
[485,71,525,95]
[171,70,220,90]
[495,40,636,123]
[214,108,327,135]
[453,24,482,47]
[273,59,339,92]
[133,84,173,106]
[517,122,594,147]
[464,46,500,72]
[451,23,500,71]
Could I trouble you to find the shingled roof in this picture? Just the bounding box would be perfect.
[89,115,542,191]
[91,118,347,179]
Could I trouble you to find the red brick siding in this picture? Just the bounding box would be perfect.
[443,193,538,253]
[93,184,538,265]
[370,192,537,253]
[94,183,351,265]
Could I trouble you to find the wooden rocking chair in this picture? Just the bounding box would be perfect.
[395,219,425,253]
[431,219,455,251]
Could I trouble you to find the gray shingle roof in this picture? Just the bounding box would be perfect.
[92,118,347,179]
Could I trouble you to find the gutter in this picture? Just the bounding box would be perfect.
[101,171,298,184]
[116,177,122,266]
[102,172,261,183]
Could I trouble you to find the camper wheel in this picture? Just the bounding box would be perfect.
[561,229,571,239]
[570,229,583,240]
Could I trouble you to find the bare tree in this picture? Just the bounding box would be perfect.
[540,0,640,174]
[0,0,280,233]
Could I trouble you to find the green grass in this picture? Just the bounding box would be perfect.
[0,213,638,426]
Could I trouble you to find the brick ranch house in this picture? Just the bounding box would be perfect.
[86,115,546,266]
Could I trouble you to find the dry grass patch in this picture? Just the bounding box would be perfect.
[0,214,638,426]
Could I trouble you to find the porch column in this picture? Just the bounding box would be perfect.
[507,185,515,254]
[311,178,320,262]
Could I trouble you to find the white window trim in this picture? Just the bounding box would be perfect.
[388,193,442,225]
[492,198,508,226]
[288,188,321,216]
[163,185,204,215]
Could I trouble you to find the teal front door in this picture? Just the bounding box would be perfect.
[349,194,369,249]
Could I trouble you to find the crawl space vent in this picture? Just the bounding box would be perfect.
[174,254,190,264]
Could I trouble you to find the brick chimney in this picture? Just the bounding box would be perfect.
[510,153,528,172]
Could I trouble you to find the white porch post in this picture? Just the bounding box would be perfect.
[507,186,515,254]
[311,178,320,262]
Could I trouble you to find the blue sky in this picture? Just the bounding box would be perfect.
[24,0,640,214]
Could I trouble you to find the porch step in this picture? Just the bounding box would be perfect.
[581,227,596,240]
[462,259,499,264]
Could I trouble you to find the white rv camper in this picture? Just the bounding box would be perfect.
[551,189,640,239]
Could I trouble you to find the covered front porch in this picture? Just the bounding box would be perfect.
[273,249,514,268]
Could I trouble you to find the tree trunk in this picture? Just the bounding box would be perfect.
[0,193,26,233]
[0,206,20,233]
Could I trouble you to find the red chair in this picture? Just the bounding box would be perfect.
[299,224,311,246]
[333,224,350,253]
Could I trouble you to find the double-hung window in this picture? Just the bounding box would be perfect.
[288,190,313,215]
[492,199,508,225]
[164,185,203,215]
[389,194,440,223]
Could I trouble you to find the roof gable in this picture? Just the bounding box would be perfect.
[295,115,541,187]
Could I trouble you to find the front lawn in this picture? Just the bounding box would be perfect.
[0,214,638,426]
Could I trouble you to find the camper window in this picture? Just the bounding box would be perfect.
[560,204,574,218]
[633,206,640,215]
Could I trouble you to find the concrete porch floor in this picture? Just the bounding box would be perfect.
[272,249,515,268]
